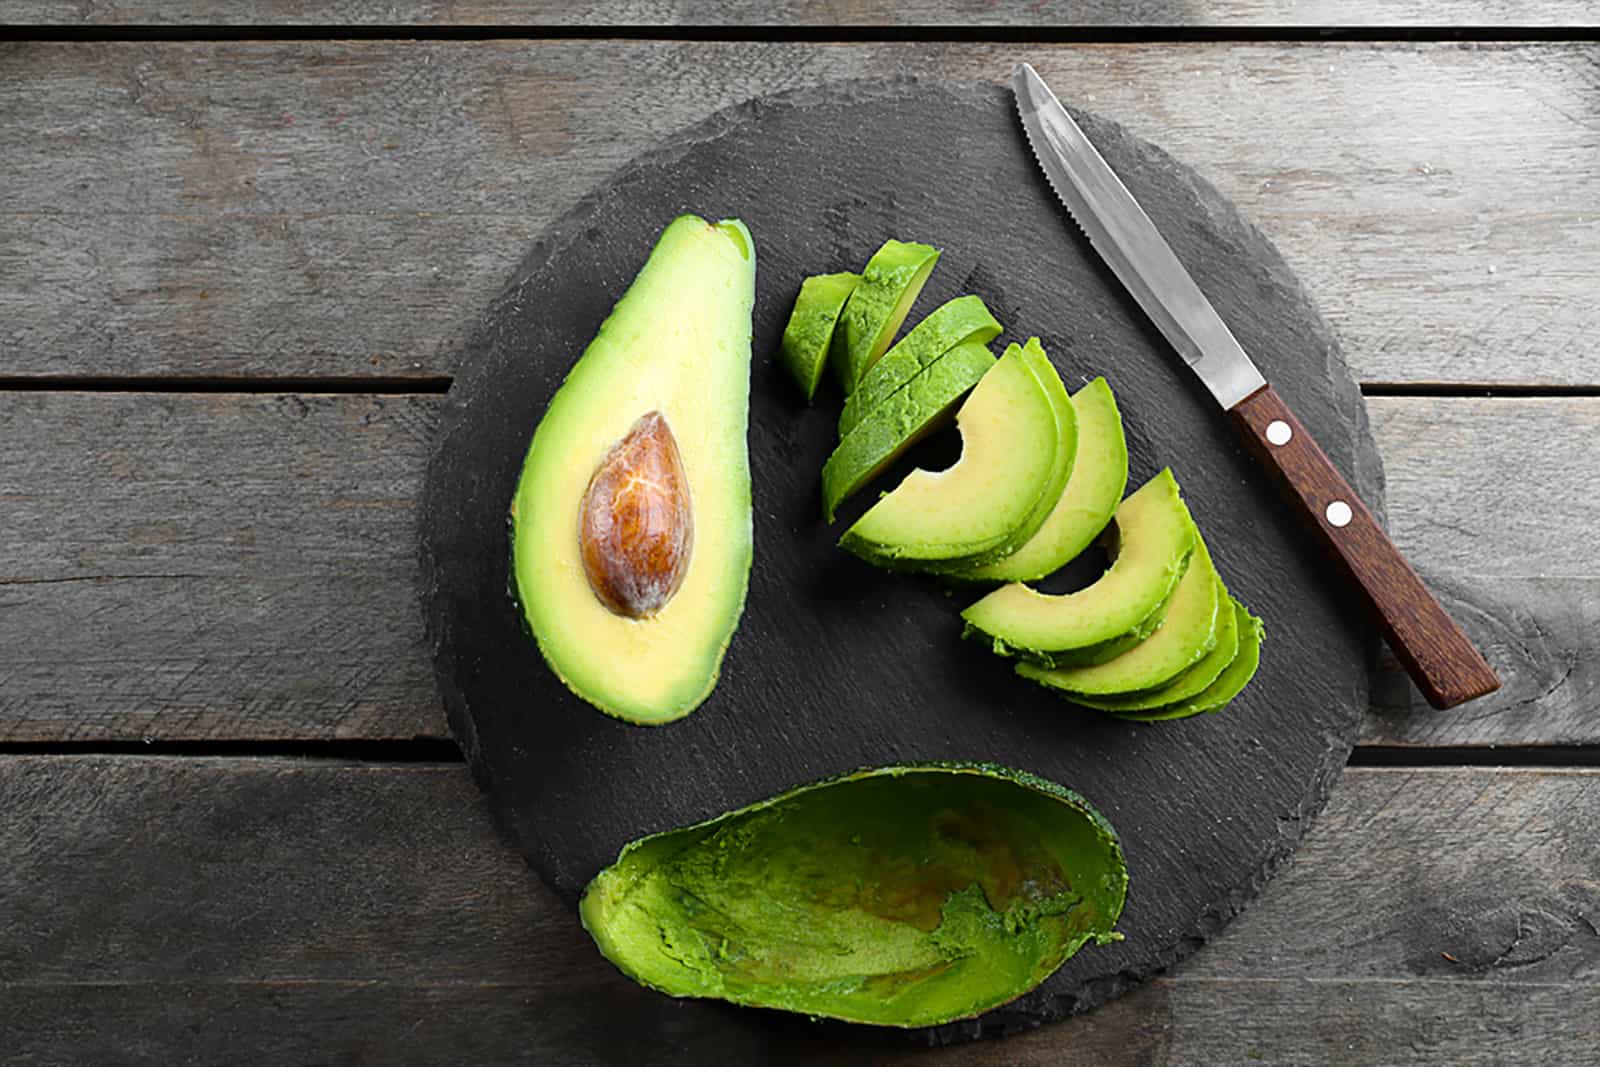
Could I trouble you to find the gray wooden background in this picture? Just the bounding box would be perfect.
[3,5,1599,1064]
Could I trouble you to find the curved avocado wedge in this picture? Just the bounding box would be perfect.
[840,343,1060,570]
[510,215,755,726]
[1114,601,1265,721]
[1017,537,1221,697]
[1070,580,1240,713]
[832,240,940,392]
[962,469,1197,659]
[943,338,1078,579]
[839,295,1002,435]
[780,272,859,402]
[578,763,1127,1029]
[820,341,996,522]
[965,377,1128,584]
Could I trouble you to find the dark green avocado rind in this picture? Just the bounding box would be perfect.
[1113,602,1265,721]
[820,341,996,522]
[577,762,1127,1029]
[1068,580,1240,712]
[838,295,1002,435]
[832,240,941,393]
[780,272,860,401]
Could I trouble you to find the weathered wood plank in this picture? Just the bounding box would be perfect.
[1,393,1593,744]
[1,758,1596,1064]
[3,41,1596,385]
[10,1,1599,28]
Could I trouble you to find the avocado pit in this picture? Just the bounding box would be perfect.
[579,411,694,619]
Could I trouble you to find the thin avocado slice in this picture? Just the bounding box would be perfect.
[820,341,996,522]
[1018,536,1221,696]
[832,239,940,393]
[838,295,1002,435]
[962,469,1197,658]
[578,763,1127,1028]
[1070,579,1240,712]
[941,338,1077,578]
[840,343,1060,570]
[509,215,755,726]
[779,272,859,401]
[965,378,1128,584]
[1113,601,1265,721]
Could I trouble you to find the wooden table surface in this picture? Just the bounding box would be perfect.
[4,6,1599,1064]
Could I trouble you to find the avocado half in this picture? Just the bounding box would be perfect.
[578,763,1127,1028]
[509,215,756,725]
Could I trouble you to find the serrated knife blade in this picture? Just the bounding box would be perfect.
[1013,62,1265,410]
[1010,62,1500,710]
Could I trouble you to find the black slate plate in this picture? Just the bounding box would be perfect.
[420,78,1380,1044]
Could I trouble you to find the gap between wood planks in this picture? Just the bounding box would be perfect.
[1,25,1598,43]
[1,738,1599,767]
[0,377,1597,399]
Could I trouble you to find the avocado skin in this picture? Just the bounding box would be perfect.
[820,341,996,522]
[832,240,941,393]
[577,762,1127,1029]
[780,272,859,402]
[1112,602,1265,721]
[838,294,1002,436]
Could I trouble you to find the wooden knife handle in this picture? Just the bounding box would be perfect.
[1229,383,1500,709]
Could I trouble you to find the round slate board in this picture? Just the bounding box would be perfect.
[420,78,1380,1044]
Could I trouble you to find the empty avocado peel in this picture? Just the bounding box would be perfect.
[578,763,1127,1028]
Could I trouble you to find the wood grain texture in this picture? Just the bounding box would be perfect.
[2,757,1597,1063]
[3,41,1596,385]
[10,1,1599,27]
[1231,383,1499,708]
[0,393,1593,744]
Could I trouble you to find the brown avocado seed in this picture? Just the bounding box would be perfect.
[579,411,694,619]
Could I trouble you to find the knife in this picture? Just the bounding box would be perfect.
[1012,63,1500,709]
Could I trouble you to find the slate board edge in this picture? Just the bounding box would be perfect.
[417,76,1379,1047]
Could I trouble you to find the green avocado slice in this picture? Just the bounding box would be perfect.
[779,272,859,401]
[578,763,1127,1029]
[840,343,1060,570]
[964,378,1128,584]
[961,469,1197,658]
[510,216,755,725]
[1017,536,1221,696]
[940,338,1078,578]
[832,240,941,393]
[1068,579,1240,712]
[820,341,997,522]
[1112,601,1265,721]
[838,295,1002,435]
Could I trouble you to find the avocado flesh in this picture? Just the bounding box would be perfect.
[820,341,997,522]
[1017,536,1221,696]
[965,378,1128,584]
[1070,581,1240,712]
[578,764,1127,1028]
[509,215,755,726]
[961,469,1197,658]
[940,338,1077,578]
[840,344,1060,570]
[833,240,941,393]
[838,295,1002,436]
[780,272,859,402]
[1114,601,1264,721]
